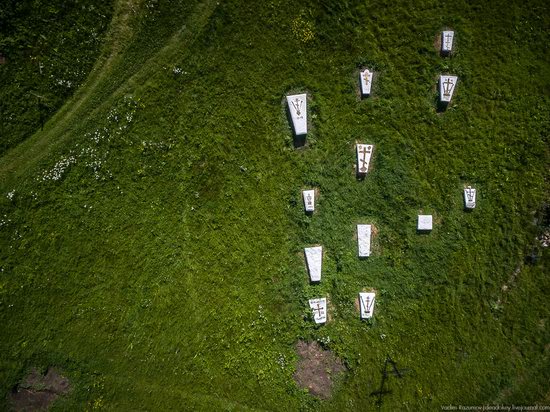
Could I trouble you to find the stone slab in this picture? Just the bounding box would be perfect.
[309,298,327,324]
[302,190,315,212]
[360,69,373,96]
[357,224,372,257]
[417,215,433,231]
[441,31,454,53]
[464,186,476,209]
[359,292,376,319]
[356,144,374,175]
[439,75,458,103]
[287,94,307,135]
[304,246,323,282]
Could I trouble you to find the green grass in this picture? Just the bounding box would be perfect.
[1,0,549,410]
[0,0,114,155]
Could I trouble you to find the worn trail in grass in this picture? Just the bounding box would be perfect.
[0,0,549,410]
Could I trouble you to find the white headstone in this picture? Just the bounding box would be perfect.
[356,144,374,175]
[360,69,373,96]
[441,31,454,53]
[357,224,372,257]
[309,298,327,324]
[302,190,315,213]
[417,215,433,231]
[439,75,458,103]
[359,292,376,319]
[304,246,323,282]
[464,186,476,209]
[286,94,307,135]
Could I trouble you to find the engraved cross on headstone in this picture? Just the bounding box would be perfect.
[465,187,475,202]
[442,78,454,97]
[292,98,303,117]
[361,295,374,315]
[314,303,324,318]
[445,33,453,49]
[359,145,372,172]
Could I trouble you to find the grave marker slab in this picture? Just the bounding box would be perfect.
[309,298,327,324]
[304,246,323,282]
[359,292,376,319]
[441,31,454,53]
[356,144,374,175]
[439,75,458,103]
[357,224,372,257]
[417,215,433,231]
[287,93,307,135]
[302,190,315,213]
[464,186,476,209]
[360,69,374,97]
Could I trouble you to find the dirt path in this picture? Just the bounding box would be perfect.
[0,0,219,186]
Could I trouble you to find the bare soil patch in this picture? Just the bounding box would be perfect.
[9,367,70,411]
[293,341,346,399]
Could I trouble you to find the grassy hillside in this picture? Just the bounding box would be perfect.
[1,0,549,410]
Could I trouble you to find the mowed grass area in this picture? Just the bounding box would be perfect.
[0,0,113,155]
[1,0,549,410]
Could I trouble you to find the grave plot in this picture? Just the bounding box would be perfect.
[287,93,308,136]
[293,341,346,399]
[9,368,71,411]
[308,298,327,324]
[359,292,376,319]
[302,189,315,213]
[417,215,433,232]
[356,144,374,176]
[441,30,455,54]
[359,69,374,97]
[464,186,476,209]
[304,246,323,282]
[357,224,372,257]
[439,75,458,104]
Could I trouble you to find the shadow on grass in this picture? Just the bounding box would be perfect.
[436,100,449,113]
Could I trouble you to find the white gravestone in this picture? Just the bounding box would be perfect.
[417,215,433,231]
[359,292,376,319]
[360,69,373,96]
[357,224,372,257]
[286,94,307,135]
[439,75,458,103]
[309,298,327,324]
[302,190,315,213]
[356,144,374,175]
[464,186,476,209]
[304,246,323,282]
[441,31,454,53]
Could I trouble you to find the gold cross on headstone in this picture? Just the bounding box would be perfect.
[361,295,374,315]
